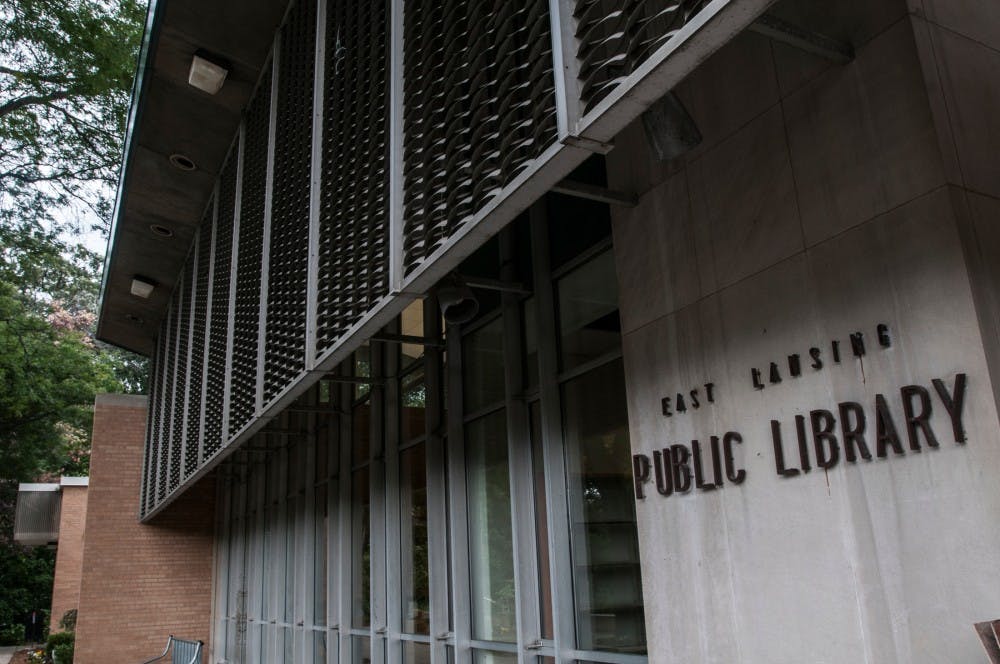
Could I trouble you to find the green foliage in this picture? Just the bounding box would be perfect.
[0,623,25,646]
[57,610,76,632]
[0,0,145,232]
[52,642,74,663]
[45,630,74,655]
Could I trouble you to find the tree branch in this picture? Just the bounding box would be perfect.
[0,90,72,118]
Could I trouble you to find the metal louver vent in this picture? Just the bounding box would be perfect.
[185,209,213,479]
[316,0,389,352]
[205,156,237,461]
[574,0,709,111]
[401,0,557,274]
[230,67,273,435]
[264,0,316,402]
[169,259,193,493]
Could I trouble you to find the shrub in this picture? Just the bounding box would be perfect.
[45,630,74,657]
[52,642,74,664]
[0,623,24,645]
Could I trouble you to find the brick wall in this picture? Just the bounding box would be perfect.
[74,394,216,664]
[49,483,88,632]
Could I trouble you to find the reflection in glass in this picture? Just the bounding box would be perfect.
[314,485,328,626]
[355,344,371,399]
[352,467,371,628]
[353,401,371,466]
[530,403,554,640]
[401,299,425,368]
[313,631,326,664]
[466,411,516,643]
[401,367,427,443]
[471,651,517,664]
[463,317,505,412]
[401,443,430,634]
[523,296,539,388]
[563,359,646,654]
[401,640,431,664]
[557,251,620,371]
[352,636,371,664]
[285,500,297,621]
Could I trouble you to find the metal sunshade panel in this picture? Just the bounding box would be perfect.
[230,67,272,436]
[185,209,214,480]
[265,0,317,403]
[169,257,195,493]
[400,0,558,275]
[574,0,710,111]
[316,0,390,353]
[204,156,238,464]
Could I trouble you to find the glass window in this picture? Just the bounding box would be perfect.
[530,402,554,640]
[402,367,427,444]
[314,485,328,626]
[557,251,620,371]
[355,344,371,399]
[313,631,327,664]
[463,317,505,413]
[466,411,516,643]
[401,299,425,368]
[472,651,517,664]
[562,359,646,654]
[353,401,371,466]
[352,636,371,664]
[523,296,539,389]
[400,443,430,635]
[401,641,431,664]
[352,467,371,628]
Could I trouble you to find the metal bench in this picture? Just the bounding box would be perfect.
[142,635,203,664]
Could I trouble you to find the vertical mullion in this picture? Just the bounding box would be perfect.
[445,325,472,664]
[337,370,353,664]
[198,188,220,466]
[370,341,388,664]
[212,473,233,659]
[301,390,318,664]
[499,229,541,663]
[257,41,281,415]
[326,383,342,661]
[529,201,577,663]
[385,328,402,663]
[306,0,327,370]
[179,232,200,481]
[423,296,450,664]
[222,122,246,446]
[548,0,584,141]
[387,0,406,294]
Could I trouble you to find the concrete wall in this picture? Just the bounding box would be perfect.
[50,483,88,632]
[74,394,216,664]
[609,0,1000,661]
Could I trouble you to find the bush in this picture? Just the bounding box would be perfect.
[52,642,74,664]
[0,623,24,645]
[45,631,74,657]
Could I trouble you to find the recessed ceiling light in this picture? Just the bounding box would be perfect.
[188,51,229,95]
[130,276,156,299]
[149,224,173,238]
[168,153,197,171]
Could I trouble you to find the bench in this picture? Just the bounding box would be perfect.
[141,635,203,664]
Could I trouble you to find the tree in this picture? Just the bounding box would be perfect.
[1,0,145,232]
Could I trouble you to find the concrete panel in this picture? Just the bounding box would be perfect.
[620,188,1000,663]
[783,18,944,246]
[681,31,780,159]
[687,105,803,290]
[924,24,1000,199]
[910,0,1000,53]
[612,168,714,334]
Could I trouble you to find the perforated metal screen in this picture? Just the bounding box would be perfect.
[316,0,389,352]
[230,67,272,437]
[400,0,558,275]
[264,0,316,403]
[574,0,710,111]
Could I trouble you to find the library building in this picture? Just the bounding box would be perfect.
[69,0,1000,662]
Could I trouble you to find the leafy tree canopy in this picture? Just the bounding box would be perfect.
[1,0,145,231]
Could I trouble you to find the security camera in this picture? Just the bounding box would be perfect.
[437,275,479,326]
